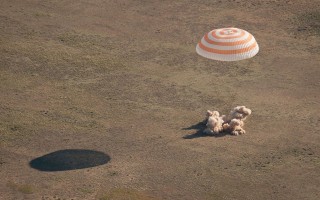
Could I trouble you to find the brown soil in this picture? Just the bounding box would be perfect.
[1,0,319,199]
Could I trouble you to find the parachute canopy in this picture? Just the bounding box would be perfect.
[196,28,259,61]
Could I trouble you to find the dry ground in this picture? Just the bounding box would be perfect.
[1,0,320,199]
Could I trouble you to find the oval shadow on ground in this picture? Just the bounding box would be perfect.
[29,149,110,172]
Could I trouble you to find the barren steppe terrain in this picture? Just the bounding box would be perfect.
[1,0,319,199]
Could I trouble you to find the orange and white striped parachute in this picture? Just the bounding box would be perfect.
[196,28,259,61]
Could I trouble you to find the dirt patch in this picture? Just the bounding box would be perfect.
[294,11,320,36]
